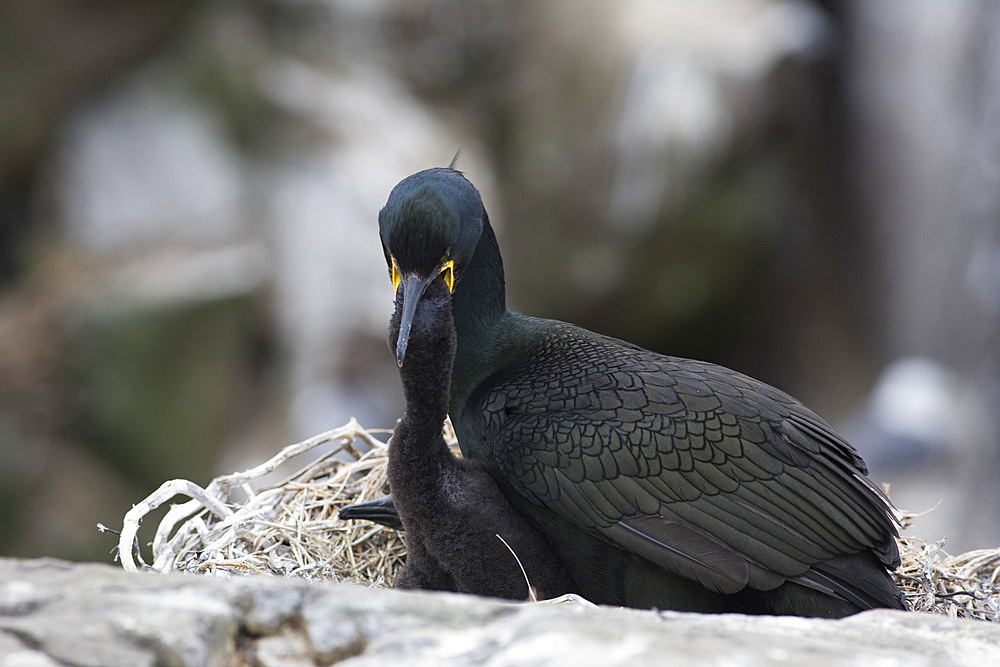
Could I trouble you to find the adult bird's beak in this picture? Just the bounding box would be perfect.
[395,272,435,366]
[394,260,454,367]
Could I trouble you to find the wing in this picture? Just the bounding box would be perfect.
[475,323,900,603]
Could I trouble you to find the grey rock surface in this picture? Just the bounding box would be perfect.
[0,558,998,666]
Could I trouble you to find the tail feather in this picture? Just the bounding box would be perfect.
[792,552,907,611]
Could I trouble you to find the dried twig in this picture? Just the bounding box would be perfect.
[893,510,1000,622]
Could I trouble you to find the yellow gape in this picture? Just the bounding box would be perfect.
[390,256,455,293]
[439,260,455,292]
[391,258,402,292]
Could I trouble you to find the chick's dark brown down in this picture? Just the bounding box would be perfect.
[357,167,906,617]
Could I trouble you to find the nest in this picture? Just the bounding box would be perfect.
[116,418,408,584]
[115,419,999,622]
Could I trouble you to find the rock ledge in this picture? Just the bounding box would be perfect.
[0,558,997,666]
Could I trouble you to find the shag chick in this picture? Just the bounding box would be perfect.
[373,277,574,599]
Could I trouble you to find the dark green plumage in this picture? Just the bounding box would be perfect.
[377,167,907,617]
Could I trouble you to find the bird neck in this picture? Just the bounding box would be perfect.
[451,214,508,412]
[389,336,458,488]
[391,383,457,492]
[400,365,450,432]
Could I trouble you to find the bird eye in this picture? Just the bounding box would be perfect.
[440,248,451,262]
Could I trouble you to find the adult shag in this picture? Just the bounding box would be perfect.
[377,167,907,617]
[358,276,573,599]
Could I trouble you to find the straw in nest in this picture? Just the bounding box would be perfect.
[115,418,410,585]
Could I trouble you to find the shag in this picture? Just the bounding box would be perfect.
[356,276,573,599]
[377,167,907,617]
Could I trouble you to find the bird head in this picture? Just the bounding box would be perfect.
[378,168,484,366]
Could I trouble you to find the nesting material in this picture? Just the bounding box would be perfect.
[893,512,1000,622]
[116,419,999,621]
[116,418,409,584]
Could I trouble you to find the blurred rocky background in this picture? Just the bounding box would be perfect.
[0,0,997,561]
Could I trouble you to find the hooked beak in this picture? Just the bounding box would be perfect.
[394,260,454,367]
[395,272,435,367]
